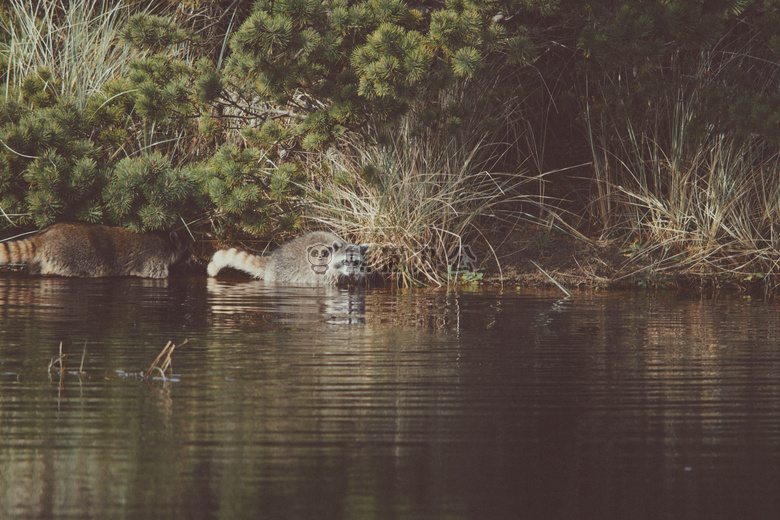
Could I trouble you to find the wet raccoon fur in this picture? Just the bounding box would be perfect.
[208,231,369,285]
[0,223,189,278]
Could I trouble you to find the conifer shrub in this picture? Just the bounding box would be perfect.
[223,0,540,149]
[195,143,304,240]
[0,93,105,227]
[2,0,780,284]
[103,152,196,232]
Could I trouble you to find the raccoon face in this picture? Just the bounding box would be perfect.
[330,241,369,280]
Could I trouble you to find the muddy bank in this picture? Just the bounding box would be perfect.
[478,225,634,289]
[478,225,777,295]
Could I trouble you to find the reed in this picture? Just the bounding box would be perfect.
[530,260,572,298]
[594,99,780,285]
[47,341,67,388]
[304,121,553,286]
[1,0,145,107]
[78,341,87,375]
[47,341,87,385]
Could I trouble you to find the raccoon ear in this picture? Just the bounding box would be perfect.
[359,244,370,255]
[331,240,342,252]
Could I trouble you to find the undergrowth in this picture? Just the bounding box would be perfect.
[304,122,554,286]
[596,99,780,287]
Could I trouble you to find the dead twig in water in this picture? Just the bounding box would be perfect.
[144,339,188,383]
[47,342,68,408]
[47,341,67,389]
[530,260,573,298]
[78,341,87,376]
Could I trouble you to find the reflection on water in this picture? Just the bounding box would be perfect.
[207,278,368,327]
[2,277,780,519]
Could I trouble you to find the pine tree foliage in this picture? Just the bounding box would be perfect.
[120,13,193,52]
[195,64,224,105]
[127,56,197,126]
[196,144,304,237]
[103,152,195,232]
[226,0,540,147]
[0,73,199,232]
[0,96,105,227]
[18,68,61,109]
[0,0,778,243]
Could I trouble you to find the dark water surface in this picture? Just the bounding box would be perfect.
[2,276,780,519]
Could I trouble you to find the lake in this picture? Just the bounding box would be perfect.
[1,276,780,519]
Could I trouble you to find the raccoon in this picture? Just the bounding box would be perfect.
[208,231,369,285]
[0,223,189,278]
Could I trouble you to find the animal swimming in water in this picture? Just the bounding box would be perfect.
[207,231,369,286]
[0,223,189,278]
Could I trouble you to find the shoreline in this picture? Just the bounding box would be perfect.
[1,223,777,296]
[478,225,779,297]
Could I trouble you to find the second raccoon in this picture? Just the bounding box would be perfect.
[0,223,189,278]
[208,231,369,285]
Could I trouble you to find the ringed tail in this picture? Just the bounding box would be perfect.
[207,248,266,278]
[0,238,37,265]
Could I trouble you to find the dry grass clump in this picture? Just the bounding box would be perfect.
[1,0,145,106]
[596,101,780,284]
[304,123,553,286]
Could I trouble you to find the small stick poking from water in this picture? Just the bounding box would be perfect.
[47,341,67,387]
[144,339,188,382]
[78,341,87,375]
[530,260,573,298]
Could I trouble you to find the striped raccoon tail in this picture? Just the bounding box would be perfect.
[207,248,268,279]
[0,236,38,266]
